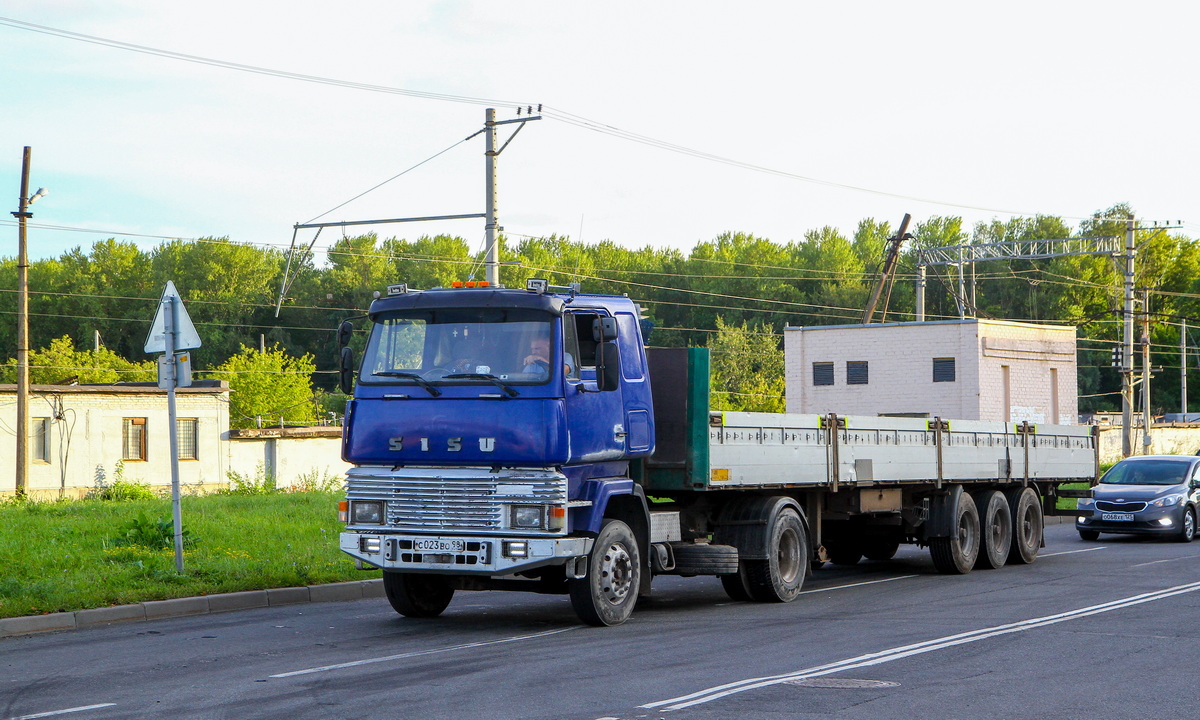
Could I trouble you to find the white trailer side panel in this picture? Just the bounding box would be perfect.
[708,412,1095,489]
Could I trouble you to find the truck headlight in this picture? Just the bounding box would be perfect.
[351,500,385,524]
[510,505,547,529]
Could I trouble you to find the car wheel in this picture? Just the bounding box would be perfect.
[1077,529,1100,541]
[1176,507,1196,543]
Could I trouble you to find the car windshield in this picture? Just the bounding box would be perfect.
[359,307,558,386]
[1100,459,1191,486]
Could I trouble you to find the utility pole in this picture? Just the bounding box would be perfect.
[484,108,500,287]
[861,214,911,324]
[1121,217,1136,457]
[1141,289,1152,455]
[12,148,32,497]
[1182,319,1188,415]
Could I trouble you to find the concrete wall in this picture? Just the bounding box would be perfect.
[784,319,1077,423]
[0,383,350,498]
[0,383,231,498]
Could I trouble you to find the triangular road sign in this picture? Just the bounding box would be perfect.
[144,281,202,354]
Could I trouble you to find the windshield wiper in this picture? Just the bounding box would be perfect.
[371,371,442,397]
[444,373,520,397]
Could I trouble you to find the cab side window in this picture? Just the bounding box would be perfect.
[570,313,600,368]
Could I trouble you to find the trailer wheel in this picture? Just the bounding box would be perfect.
[1006,486,1042,564]
[383,572,454,618]
[862,537,900,562]
[972,490,1012,570]
[828,542,863,566]
[569,518,640,626]
[744,507,807,602]
[930,490,979,574]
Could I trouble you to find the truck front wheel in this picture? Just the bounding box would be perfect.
[570,518,641,626]
[383,572,454,618]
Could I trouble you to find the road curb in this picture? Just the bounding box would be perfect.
[0,579,383,639]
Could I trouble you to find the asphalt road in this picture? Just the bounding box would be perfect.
[4,522,1200,720]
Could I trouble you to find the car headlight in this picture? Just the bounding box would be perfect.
[1077,497,1095,509]
[351,500,385,524]
[510,505,547,529]
[1150,494,1184,508]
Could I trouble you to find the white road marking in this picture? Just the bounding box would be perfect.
[1132,554,1200,568]
[642,579,1200,711]
[1041,546,1107,557]
[798,575,917,596]
[270,626,579,678]
[7,704,117,720]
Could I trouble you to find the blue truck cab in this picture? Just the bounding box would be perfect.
[338,280,656,624]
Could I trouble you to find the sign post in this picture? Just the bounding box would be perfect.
[145,282,201,572]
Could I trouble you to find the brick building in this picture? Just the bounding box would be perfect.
[784,319,1077,424]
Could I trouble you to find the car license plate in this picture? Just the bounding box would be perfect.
[1101,512,1134,522]
[413,538,466,553]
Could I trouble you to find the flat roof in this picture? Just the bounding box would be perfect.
[784,318,1076,333]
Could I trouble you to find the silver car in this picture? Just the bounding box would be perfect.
[1077,455,1200,542]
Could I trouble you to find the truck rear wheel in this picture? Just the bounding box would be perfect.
[930,490,979,574]
[744,507,807,602]
[862,536,900,562]
[569,518,640,626]
[383,572,454,618]
[1006,486,1042,564]
[973,490,1012,570]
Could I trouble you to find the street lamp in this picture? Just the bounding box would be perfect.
[11,146,47,497]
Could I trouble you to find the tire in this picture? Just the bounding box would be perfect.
[720,569,753,601]
[671,543,739,576]
[1078,529,1100,541]
[383,572,454,618]
[862,537,900,562]
[1006,486,1043,564]
[930,489,980,574]
[569,518,641,626]
[973,490,1012,570]
[744,507,808,602]
[827,541,863,566]
[1175,507,1196,543]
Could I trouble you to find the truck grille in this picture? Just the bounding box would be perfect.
[345,466,568,534]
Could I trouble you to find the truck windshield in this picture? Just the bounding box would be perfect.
[359,308,559,386]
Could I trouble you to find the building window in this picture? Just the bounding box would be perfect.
[177,418,198,460]
[123,417,147,461]
[812,362,834,386]
[847,361,869,385]
[932,357,956,383]
[32,418,50,462]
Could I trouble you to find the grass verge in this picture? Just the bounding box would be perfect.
[0,491,378,619]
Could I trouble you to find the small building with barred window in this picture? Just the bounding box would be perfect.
[783,319,1078,424]
[0,380,349,498]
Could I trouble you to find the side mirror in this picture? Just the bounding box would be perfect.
[337,320,354,348]
[592,317,618,343]
[339,346,355,395]
[596,341,621,392]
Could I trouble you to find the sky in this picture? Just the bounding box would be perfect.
[1,2,1196,268]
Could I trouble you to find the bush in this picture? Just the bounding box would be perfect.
[222,465,277,495]
[290,469,343,493]
[87,461,158,501]
[110,513,195,550]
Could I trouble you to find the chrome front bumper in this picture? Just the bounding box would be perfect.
[341,532,593,574]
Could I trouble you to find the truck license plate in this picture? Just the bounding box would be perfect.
[1101,512,1134,521]
[413,538,466,552]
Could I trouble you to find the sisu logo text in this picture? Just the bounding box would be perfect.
[388,437,496,453]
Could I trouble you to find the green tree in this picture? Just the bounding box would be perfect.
[212,344,317,429]
[0,335,155,384]
[707,317,785,413]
